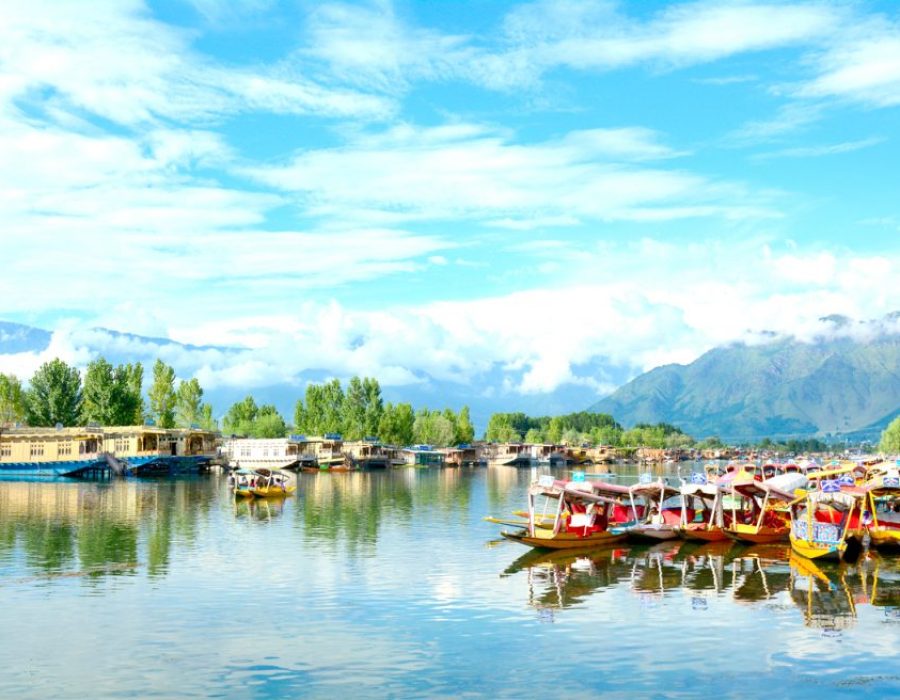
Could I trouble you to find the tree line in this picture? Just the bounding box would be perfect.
[0,357,214,430]
[484,411,694,448]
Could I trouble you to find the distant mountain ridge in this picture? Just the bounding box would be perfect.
[589,315,900,441]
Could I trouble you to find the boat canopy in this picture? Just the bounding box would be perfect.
[806,490,860,510]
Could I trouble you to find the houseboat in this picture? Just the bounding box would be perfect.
[0,426,107,478]
[220,435,315,471]
[403,445,446,467]
[305,434,345,470]
[343,438,395,469]
[102,425,218,476]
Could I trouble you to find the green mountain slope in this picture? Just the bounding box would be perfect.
[590,330,900,441]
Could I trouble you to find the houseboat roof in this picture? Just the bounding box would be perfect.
[0,426,104,439]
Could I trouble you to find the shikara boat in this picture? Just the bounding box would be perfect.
[251,468,297,498]
[229,468,258,498]
[789,482,864,562]
[493,476,631,550]
[676,472,728,542]
[863,470,900,550]
[617,477,682,542]
[723,471,805,544]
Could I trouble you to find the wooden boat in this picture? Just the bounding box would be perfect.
[789,482,864,562]
[618,477,681,542]
[251,468,296,498]
[723,471,805,544]
[229,468,258,498]
[493,476,630,550]
[676,473,728,542]
[863,470,900,549]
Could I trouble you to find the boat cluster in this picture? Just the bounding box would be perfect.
[487,459,900,564]
[228,468,297,499]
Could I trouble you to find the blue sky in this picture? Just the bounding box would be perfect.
[2,0,899,408]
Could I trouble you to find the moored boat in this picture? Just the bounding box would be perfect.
[863,469,900,550]
[616,477,681,542]
[722,471,804,544]
[676,472,728,542]
[250,468,296,498]
[789,481,865,562]
[491,476,630,550]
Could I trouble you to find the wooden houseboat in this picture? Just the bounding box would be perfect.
[102,425,218,476]
[220,436,316,471]
[343,439,395,469]
[0,426,107,477]
[403,445,446,467]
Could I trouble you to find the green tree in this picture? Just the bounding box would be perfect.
[879,416,900,453]
[293,398,307,433]
[546,416,564,444]
[175,378,203,427]
[414,409,455,446]
[223,396,258,435]
[342,376,367,439]
[485,413,520,442]
[198,403,217,431]
[81,358,144,425]
[24,358,83,427]
[121,362,145,424]
[253,404,287,438]
[0,373,25,425]
[148,359,176,428]
[456,405,475,444]
[362,377,383,437]
[378,402,415,445]
[321,379,345,434]
[524,427,543,444]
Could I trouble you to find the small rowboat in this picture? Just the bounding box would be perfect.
[251,468,296,498]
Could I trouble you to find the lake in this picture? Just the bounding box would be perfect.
[1,467,899,698]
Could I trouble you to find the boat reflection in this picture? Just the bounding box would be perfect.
[502,540,900,628]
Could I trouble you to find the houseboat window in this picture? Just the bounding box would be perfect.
[59,441,72,456]
[30,443,45,458]
[0,444,10,457]
[114,438,128,453]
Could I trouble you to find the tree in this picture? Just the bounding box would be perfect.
[414,409,455,446]
[175,378,203,427]
[362,377,383,437]
[378,402,415,446]
[253,404,287,438]
[0,373,25,425]
[485,413,520,442]
[24,358,82,426]
[546,417,564,444]
[321,379,345,434]
[880,416,900,454]
[524,428,543,444]
[342,376,367,439]
[81,358,144,426]
[198,403,217,431]
[223,396,258,435]
[456,405,475,444]
[121,362,145,424]
[293,398,307,433]
[148,359,177,428]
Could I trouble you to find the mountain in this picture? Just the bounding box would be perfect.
[589,322,900,441]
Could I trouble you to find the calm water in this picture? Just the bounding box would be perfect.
[1,467,899,699]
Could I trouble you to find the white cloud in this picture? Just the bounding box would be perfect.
[795,20,900,107]
[244,121,772,225]
[751,137,884,160]
[0,0,391,125]
[7,239,892,402]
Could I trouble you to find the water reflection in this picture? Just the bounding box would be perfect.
[0,478,216,580]
[502,539,900,632]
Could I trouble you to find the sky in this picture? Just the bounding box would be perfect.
[2,0,900,411]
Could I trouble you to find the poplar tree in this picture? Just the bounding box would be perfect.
[148,359,176,429]
[0,374,26,425]
[175,378,203,427]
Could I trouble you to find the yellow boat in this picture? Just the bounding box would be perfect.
[863,469,900,549]
[789,486,864,562]
[229,468,258,498]
[251,468,297,498]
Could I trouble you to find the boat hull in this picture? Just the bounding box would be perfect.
[0,458,108,478]
[724,525,788,544]
[252,486,297,498]
[501,529,627,550]
[620,525,679,543]
[678,523,729,542]
[868,529,900,550]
